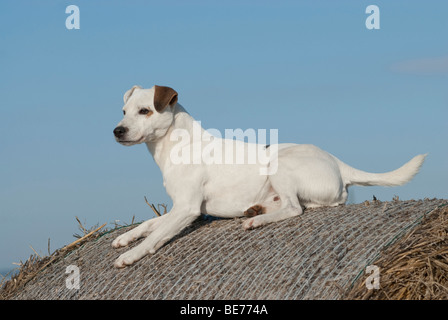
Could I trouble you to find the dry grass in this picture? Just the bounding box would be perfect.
[0,222,108,300]
[346,204,448,300]
[0,197,167,300]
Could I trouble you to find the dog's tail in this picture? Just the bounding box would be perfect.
[335,154,427,187]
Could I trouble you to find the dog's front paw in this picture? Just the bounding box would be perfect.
[114,254,132,268]
[114,247,146,268]
[112,233,134,248]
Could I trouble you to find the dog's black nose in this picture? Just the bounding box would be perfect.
[113,126,128,138]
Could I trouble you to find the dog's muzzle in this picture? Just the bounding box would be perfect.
[113,126,128,139]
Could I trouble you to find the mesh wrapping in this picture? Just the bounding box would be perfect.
[11,198,447,300]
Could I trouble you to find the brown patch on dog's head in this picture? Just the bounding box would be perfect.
[153,85,178,112]
[273,196,280,201]
[145,110,154,118]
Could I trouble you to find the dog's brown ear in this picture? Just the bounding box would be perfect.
[123,85,142,104]
[153,85,178,112]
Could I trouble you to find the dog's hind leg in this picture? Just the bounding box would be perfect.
[244,204,266,217]
[242,194,303,230]
[242,149,312,230]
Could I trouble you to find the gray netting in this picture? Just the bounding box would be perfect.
[9,198,447,300]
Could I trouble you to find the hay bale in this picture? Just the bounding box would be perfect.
[345,203,448,300]
[1,198,447,300]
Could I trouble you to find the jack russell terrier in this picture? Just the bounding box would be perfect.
[112,84,426,268]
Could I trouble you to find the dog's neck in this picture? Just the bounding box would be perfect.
[145,104,205,172]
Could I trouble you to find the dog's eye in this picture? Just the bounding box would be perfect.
[139,108,150,115]
[123,110,126,115]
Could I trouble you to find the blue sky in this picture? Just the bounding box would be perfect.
[0,0,447,273]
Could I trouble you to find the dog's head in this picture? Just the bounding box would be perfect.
[113,85,178,146]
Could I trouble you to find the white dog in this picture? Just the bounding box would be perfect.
[112,85,426,268]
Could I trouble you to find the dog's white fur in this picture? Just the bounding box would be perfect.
[112,85,426,268]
